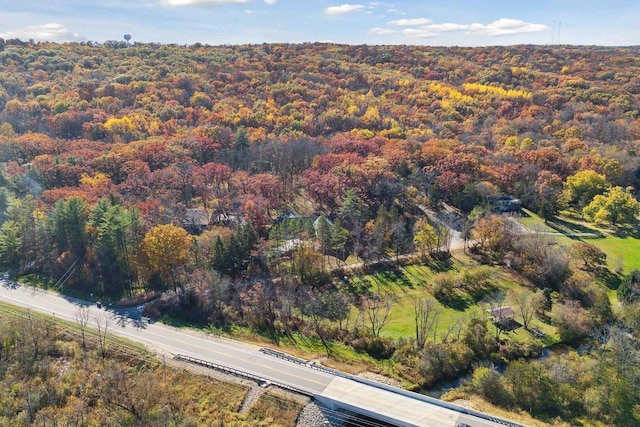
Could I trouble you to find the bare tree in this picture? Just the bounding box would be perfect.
[98,360,166,424]
[75,307,91,351]
[301,290,350,356]
[17,309,49,362]
[441,318,463,343]
[358,297,392,338]
[508,288,536,330]
[484,291,509,341]
[412,296,440,349]
[435,223,452,254]
[94,312,111,358]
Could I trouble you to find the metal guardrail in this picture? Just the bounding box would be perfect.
[259,347,308,365]
[259,347,346,377]
[174,353,313,397]
[259,347,524,427]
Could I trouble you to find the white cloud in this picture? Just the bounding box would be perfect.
[387,8,405,15]
[325,4,365,15]
[264,0,277,3]
[368,27,396,35]
[160,0,251,6]
[422,23,470,32]
[0,23,85,42]
[381,16,549,40]
[388,18,431,26]
[467,18,548,36]
[403,28,439,38]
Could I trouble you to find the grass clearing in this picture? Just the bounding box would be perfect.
[516,209,640,273]
[343,257,529,342]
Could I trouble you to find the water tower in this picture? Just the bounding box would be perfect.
[124,34,131,47]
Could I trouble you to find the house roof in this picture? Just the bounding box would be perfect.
[486,306,515,318]
[183,208,212,226]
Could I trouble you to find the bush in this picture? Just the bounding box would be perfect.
[352,336,396,360]
[551,300,594,343]
[459,266,496,300]
[471,366,511,406]
[419,341,475,384]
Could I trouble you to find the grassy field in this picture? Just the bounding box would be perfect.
[517,209,640,273]
[341,255,559,346]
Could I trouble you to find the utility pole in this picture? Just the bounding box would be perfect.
[558,21,562,45]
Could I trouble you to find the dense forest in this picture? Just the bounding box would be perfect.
[1,39,640,425]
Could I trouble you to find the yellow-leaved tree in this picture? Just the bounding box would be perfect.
[139,224,191,291]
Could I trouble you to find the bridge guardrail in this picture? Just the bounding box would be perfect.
[174,353,313,397]
[260,348,347,377]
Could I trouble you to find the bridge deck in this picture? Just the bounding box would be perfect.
[317,377,511,427]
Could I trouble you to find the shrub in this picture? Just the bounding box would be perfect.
[471,366,511,406]
[352,336,396,360]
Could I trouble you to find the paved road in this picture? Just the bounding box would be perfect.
[0,278,334,393]
[0,278,519,427]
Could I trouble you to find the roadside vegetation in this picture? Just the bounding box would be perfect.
[0,303,302,426]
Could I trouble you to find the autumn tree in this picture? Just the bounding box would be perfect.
[569,242,607,271]
[512,232,570,289]
[289,242,330,288]
[139,224,192,291]
[583,186,640,226]
[533,170,564,221]
[413,218,438,260]
[472,214,514,255]
[551,300,594,343]
[563,169,610,209]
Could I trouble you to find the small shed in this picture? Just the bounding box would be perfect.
[487,306,515,322]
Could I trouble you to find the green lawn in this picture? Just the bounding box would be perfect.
[517,209,640,273]
[342,258,535,343]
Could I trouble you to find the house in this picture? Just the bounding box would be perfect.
[487,306,515,323]
[275,210,302,223]
[487,195,522,213]
[182,208,212,234]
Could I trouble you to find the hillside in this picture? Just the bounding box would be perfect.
[1,40,640,425]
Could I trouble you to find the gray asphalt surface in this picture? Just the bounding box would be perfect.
[0,278,334,393]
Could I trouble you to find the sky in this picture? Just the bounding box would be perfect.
[0,0,639,46]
